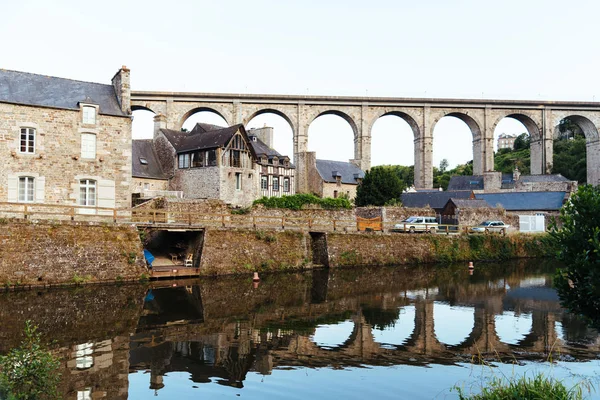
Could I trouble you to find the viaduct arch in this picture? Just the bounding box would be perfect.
[132,92,600,190]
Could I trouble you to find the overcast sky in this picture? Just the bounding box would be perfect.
[3,0,600,169]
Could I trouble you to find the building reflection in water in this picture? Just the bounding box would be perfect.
[0,259,598,397]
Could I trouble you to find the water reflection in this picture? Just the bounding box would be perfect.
[0,259,599,398]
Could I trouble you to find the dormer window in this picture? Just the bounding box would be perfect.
[82,106,96,124]
[139,157,148,165]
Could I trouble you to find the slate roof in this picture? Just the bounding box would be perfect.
[0,69,126,116]
[475,191,566,211]
[248,135,295,168]
[401,190,473,209]
[160,124,245,153]
[315,160,364,184]
[132,140,169,180]
[448,198,490,209]
[519,174,571,183]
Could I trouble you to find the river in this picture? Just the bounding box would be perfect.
[1,259,599,399]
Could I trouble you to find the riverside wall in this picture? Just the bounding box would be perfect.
[0,219,146,286]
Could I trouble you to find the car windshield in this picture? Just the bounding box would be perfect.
[480,221,492,226]
[403,217,418,223]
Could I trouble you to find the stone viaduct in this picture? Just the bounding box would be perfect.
[131,91,600,189]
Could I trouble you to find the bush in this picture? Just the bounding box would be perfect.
[454,374,585,400]
[253,194,351,210]
[551,184,600,327]
[0,321,61,400]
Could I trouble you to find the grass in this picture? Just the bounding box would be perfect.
[454,373,588,400]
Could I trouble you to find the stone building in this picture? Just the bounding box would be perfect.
[248,126,295,198]
[497,133,517,150]
[131,139,169,201]
[0,67,132,209]
[299,152,364,199]
[447,170,577,195]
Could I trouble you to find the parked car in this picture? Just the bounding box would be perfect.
[392,216,438,234]
[470,220,510,234]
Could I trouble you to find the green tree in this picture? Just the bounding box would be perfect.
[513,132,530,151]
[439,158,449,173]
[355,166,405,206]
[552,136,587,184]
[551,185,600,328]
[0,321,61,400]
[558,117,584,140]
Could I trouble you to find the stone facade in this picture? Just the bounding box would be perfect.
[0,67,132,209]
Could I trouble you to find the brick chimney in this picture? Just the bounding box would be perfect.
[111,66,131,114]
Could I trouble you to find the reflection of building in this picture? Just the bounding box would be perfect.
[0,67,133,208]
[497,133,517,149]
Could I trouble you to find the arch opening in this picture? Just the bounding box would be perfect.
[371,305,415,349]
[552,115,595,184]
[311,320,355,351]
[308,113,356,162]
[371,113,418,167]
[493,116,534,176]
[132,109,156,140]
[247,111,295,162]
[182,109,229,132]
[433,302,475,347]
[495,311,532,345]
[432,115,476,188]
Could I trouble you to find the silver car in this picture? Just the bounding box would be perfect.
[470,220,510,234]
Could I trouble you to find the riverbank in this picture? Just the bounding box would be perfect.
[0,218,553,286]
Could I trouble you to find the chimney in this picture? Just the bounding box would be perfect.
[513,166,521,181]
[111,66,131,114]
[153,113,167,139]
[483,171,502,192]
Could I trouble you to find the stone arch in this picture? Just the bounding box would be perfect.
[243,108,296,137]
[552,114,599,141]
[131,104,157,114]
[369,111,421,139]
[309,110,359,140]
[442,112,482,140]
[492,113,541,142]
[178,106,230,131]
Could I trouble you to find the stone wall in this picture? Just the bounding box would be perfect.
[172,166,220,199]
[0,102,132,208]
[131,177,169,194]
[383,206,437,224]
[200,229,310,275]
[456,207,519,229]
[321,181,359,200]
[0,220,146,285]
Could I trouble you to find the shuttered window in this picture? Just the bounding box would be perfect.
[81,133,96,158]
[82,106,96,124]
[18,176,34,202]
[79,179,96,206]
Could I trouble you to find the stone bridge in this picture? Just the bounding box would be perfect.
[131,91,600,188]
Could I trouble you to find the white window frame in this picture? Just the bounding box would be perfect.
[75,343,94,369]
[272,176,279,191]
[261,175,268,190]
[79,179,97,206]
[283,177,290,192]
[19,127,36,154]
[18,176,35,203]
[178,153,190,169]
[235,173,242,191]
[82,106,96,125]
[80,133,96,159]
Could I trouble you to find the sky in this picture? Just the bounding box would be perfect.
[3,0,600,169]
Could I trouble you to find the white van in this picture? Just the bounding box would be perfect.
[393,216,438,233]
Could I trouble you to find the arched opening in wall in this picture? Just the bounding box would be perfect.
[311,320,355,350]
[432,115,477,189]
[247,111,294,161]
[308,113,356,162]
[552,116,596,184]
[493,116,535,176]
[181,109,228,132]
[132,108,156,139]
[371,114,416,166]
[433,303,474,346]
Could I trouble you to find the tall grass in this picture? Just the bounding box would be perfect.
[454,373,587,400]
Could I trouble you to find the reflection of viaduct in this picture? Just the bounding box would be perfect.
[131,269,600,388]
[132,92,600,188]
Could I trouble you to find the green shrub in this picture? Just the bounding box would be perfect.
[253,194,351,210]
[0,321,61,400]
[454,374,585,400]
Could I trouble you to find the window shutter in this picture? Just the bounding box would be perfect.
[7,175,17,202]
[97,179,115,209]
[35,176,45,203]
